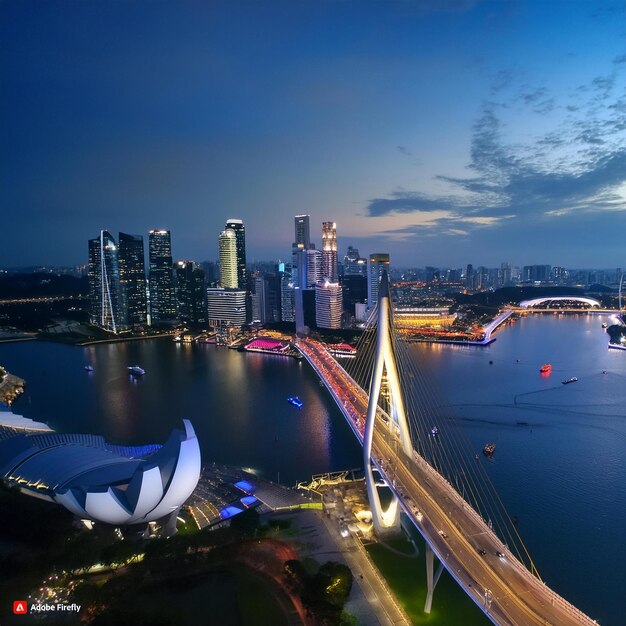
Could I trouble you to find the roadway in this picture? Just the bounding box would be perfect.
[298,338,598,626]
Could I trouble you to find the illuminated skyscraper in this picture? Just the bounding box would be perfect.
[321,221,338,282]
[218,229,238,288]
[148,230,177,322]
[280,264,295,322]
[225,218,247,289]
[88,230,124,332]
[118,233,148,326]
[294,214,310,249]
[315,281,342,329]
[174,261,207,325]
[367,253,390,309]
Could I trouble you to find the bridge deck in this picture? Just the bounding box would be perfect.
[298,338,597,626]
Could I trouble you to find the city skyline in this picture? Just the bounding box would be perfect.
[2,1,625,268]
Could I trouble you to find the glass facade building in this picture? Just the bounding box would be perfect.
[88,230,124,332]
[118,232,148,326]
[225,219,247,289]
[148,230,177,322]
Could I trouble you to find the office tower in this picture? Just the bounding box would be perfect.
[321,221,338,282]
[201,261,219,286]
[294,214,311,249]
[501,262,512,287]
[341,274,367,319]
[344,246,368,276]
[148,230,177,322]
[218,229,238,288]
[367,253,390,309]
[251,275,268,323]
[465,264,474,290]
[88,230,124,333]
[225,218,247,289]
[174,261,207,325]
[206,288,247,327]
[315,282,343,329]
[118,233,148,326]
[305,249,322,287]
[280,264,295,322]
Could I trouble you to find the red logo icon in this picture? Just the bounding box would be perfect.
[13,601,28,615]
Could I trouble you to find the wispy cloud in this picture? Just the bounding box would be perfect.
[365,60,626,240]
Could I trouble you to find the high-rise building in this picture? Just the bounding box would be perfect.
[344,246,367,276]
[174,261,207,325]
[118,233,148,326]
[148,230,177,322]
[251,275,268,323]
[341,274,367,320]
[305,249,322,288]
[206,288,247,327]
[280,264,295,322]
[465,264,474,290]
[321,222,338,282]
[218,229,238,289]
[88,230,124,333]
[225,219,247,289]
[315,282,343,329]
[294,214,311,250]
[367,253,390,309]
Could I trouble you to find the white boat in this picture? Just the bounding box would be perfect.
[84,365,94,372]
[127,366,145,376]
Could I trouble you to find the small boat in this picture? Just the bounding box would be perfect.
[483,443,496,457]
[562,377,578,385]
[127,366,145,376]
[287,396,303,408]
[539,363,552,373]
[602,323,608,329]
[84,365,94,372]
[431,426,439,437]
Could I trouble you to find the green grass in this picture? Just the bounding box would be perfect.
[366,535,491,626]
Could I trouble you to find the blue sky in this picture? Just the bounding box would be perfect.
[1,0,625,268]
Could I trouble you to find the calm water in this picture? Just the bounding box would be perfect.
[1,315,624,624]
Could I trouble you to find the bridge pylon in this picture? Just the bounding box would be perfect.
[364,272,413,536]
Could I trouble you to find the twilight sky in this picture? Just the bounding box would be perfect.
[1,0,625,268]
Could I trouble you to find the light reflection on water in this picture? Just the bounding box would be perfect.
[0,315,624,624]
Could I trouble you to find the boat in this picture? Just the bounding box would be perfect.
[84,365,94,372]
[539,363,552,374]
[431,426,439,437]
[602,323,608,329]
[287,396,303,408]
[127,366,145,376]
[562,377,578,385]
[483,443,496,457]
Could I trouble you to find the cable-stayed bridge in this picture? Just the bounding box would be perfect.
[297,274,597,626]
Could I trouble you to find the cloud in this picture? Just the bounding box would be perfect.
[364,64,626,242]
[397,145,413,157]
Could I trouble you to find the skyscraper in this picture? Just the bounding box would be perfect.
[225,218,247,289]
[294,214,310,249]
[206,288,247,327]
[315,282,343,329]
[148,230,177,323]
[368,253,390,309]
[321,221,338,282]
[305,249,322,288]
[174,261,207,325]
[118,233,148,326]
[280,264,295,322]
[88,230,124,333]
[218,229,238,288]
[344,246,367,276]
